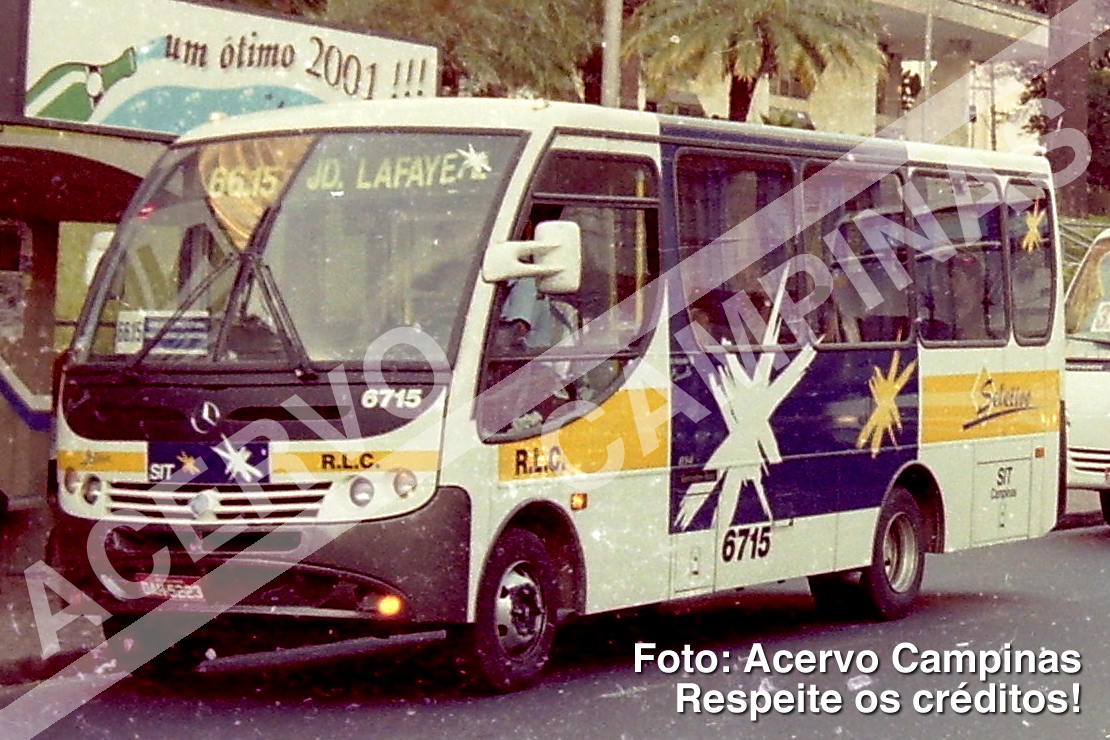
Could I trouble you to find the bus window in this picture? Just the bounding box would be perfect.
[1006,181,1054,343]
[801,164,909,344]
[919,246,999,341]
[675,152,794,346]
[480,154,658,438]
[911,172,1006,344]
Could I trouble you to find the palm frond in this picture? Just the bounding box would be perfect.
[629,0,884,120]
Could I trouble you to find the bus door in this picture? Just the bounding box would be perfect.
[987,179,1058,540]
[915,172,1057,546]
[478,142,669,613]
[667,149,816,595]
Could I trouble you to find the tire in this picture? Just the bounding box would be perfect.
[807,572,862,618]
[102,613,206,678]
[1099,490,1110,527]
[860,487,925,621]
[461,528,557,693]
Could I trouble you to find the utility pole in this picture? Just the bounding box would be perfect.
[601,0,621,107]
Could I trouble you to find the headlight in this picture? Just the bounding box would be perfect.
[63,468,80,495]
[81,475,103,505]
[393,469,418,498]
[349,476,374,507]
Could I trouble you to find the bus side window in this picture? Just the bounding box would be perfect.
[919,247,997,341]
[800,163,910,345]
[674,152,793,348]
[479,155,659,439]
[911,172,1006,344]
[1005,181,1054,343]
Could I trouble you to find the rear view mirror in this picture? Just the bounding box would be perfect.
[482,220,581,294]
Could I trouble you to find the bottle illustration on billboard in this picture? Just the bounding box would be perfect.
[25,47,138,122]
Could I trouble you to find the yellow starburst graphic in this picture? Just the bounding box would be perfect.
[857,351,917,458]
[177,452,200,475]
[1021,203,1045,253]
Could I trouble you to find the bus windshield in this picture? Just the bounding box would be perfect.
[80,130,522,367]
[1066,236,1110,345]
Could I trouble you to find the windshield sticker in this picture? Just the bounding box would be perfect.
[115,309,210,355]
[1020,202,1046,252]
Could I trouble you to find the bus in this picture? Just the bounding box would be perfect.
[48,98,1063,692]
[1062,227,1110,523]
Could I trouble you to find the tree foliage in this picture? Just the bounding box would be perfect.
[624,0,885,121]
[1020,61,1110,192]
[325,0,600,98]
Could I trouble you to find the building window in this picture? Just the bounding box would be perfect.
[771,72,809,100]
[0,225,22,272]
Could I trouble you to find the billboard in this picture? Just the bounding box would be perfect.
[23,0,438,135]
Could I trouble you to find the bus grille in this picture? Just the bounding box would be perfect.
[1068,446,1110,475]
[105,481,330,522]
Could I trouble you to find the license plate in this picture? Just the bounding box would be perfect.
[139,576,205,601]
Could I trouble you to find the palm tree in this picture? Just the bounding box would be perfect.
[625,0,886,122]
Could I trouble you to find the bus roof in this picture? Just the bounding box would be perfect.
[176,97,1051,176]
[176,98,661,143]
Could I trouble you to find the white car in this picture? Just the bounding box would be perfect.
[1064,227,1110,524]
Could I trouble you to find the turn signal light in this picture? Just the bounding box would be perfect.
[378,595,402,616]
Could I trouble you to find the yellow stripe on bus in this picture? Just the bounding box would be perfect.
[56,449,145,473]
[270,450,441,475]
[498,388,669,480]
[921,369,1061,443]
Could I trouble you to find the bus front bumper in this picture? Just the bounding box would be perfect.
[47,486,472,632]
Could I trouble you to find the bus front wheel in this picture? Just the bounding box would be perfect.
[463,528,557,693]
[860,487,925,621]
[101,613,207,678]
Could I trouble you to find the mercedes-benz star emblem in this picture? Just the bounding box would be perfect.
[191,401,221,434]
[188,492,212,519]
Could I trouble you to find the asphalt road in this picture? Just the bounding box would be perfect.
[5,522,1110,740]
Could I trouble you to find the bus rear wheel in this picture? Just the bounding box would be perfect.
[462,528,557,693]
[861,487,925,620]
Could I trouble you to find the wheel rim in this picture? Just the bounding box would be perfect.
[493,559,546,658]
[882,511,918,593]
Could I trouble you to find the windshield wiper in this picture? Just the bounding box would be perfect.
[252,258,316,380]
[212,205,317,381]
[125,253,239,370]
